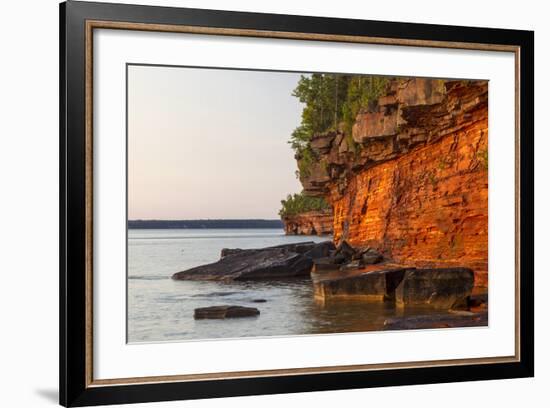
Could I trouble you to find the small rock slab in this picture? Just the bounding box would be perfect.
[194,305,260,319]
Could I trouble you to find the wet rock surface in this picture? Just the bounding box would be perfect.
[311,242,475,310]
[312,240,384,273]
[176,238,485,330]
[173,241,335,281]
[395,267,474,309]
[194,305,260,319]
[313,266,408,302]
[468,293,488,313]
[383,310,487,330]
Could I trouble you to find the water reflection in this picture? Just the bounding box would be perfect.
[129,277,484,343]
[127,229,486,343]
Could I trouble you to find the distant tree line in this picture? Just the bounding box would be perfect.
[128,219,284,229]
[279,193,331,217]
[290,74,389,177]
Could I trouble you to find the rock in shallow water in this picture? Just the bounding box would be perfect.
[173,241,335,281]
[395,268,474,309]
[312,266,408,301]
[383,311,487,330]
[194,305,260,319]
[312,264,474,310]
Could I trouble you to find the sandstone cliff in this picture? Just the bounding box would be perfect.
[282,209,333,236]
[298,78,488,287]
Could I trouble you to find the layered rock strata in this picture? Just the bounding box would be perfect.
[311,263,474,310]
[172,241,335,281]
[299,78,488,287]
[282,209,333,236]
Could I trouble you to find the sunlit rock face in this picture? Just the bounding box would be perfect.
[299,78,488,287]
[282,210,333,236]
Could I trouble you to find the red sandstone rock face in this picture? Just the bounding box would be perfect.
[300,79,488,197]
[282,210,333,236]
[298,78,488,287]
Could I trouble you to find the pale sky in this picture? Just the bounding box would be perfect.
[128,65,304,220]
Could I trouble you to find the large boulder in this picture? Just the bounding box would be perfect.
[312,267,408,301]
[173,241,335,281]
[334,240,356,261]
[395,268,474,309]
[312,264,475,310]
[331,241,384,266]
[358,248,384,265]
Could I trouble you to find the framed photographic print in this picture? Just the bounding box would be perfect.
[59,1,534,406]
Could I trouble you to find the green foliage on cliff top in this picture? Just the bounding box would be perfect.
[290,74,390,178]
[341,76,389,149]
[279,193,331,217]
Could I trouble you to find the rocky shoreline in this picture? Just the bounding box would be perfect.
[172,241,335,281]
[173,240,487,325]
[172,78,489,327]
[295,79,489,287]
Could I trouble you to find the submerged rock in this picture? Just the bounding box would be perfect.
[194,305,260,319]
[383,311,487,330]
[173,241,335,281]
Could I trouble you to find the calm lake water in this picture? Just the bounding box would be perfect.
[128,228,454,343]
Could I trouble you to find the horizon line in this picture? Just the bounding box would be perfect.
[128,218,282,221]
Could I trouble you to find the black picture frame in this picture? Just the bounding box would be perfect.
[60,1,534,406]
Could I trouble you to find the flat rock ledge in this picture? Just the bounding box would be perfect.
[173,241,335,281]
[194,305,260,319]
[312,263,474,310]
